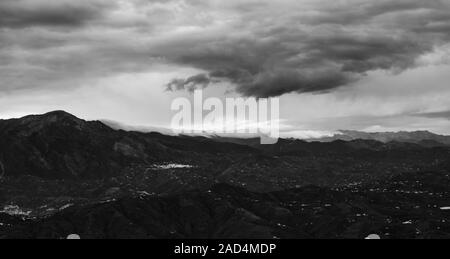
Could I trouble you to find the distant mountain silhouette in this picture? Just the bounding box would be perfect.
[308,130,450,147]
[101,119,176,136]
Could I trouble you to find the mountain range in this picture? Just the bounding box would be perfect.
[0,111,450,239]
[101,120,450,148]
[308,130,450,147]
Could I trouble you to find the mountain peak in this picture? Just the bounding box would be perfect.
[39,110,82,120]
[43,110,75,117]
[21,110,81,123]
[8,111,88,134]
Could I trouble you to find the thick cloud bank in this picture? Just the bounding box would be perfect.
[1,0,450,97]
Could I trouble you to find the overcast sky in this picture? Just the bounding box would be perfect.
[1,0,450,137]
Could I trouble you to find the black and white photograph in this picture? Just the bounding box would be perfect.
[1,0,450,247]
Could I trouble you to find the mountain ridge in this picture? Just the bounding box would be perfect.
[307,129,450,147]
[0,111,449,183]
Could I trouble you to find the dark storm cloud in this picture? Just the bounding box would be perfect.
[166,74,213,92]
[0,0,112,28]
[1,0,450,98]
[164,0,450,97]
